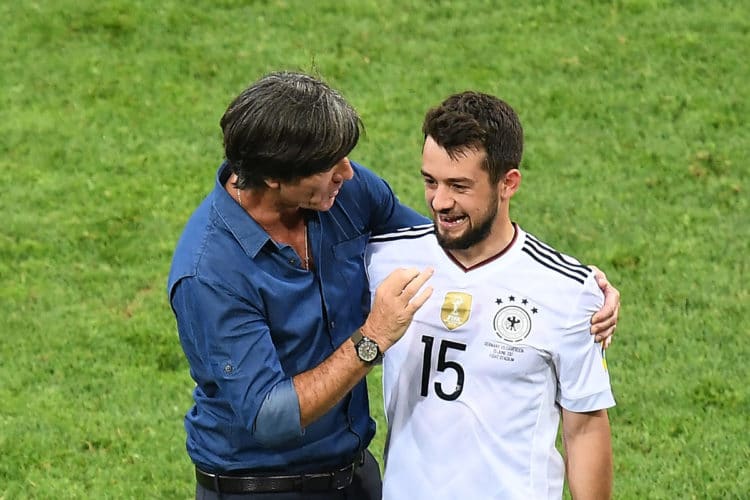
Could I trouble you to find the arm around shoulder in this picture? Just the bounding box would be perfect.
[350,161,429,233]
[589,265,620,346]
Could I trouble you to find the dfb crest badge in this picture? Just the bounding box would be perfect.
[493,295,537,342]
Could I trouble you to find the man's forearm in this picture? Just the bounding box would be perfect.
[293,266,434,428]
[292,334,372,427]
[563,409,613,500]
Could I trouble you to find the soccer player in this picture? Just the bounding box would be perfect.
[366,92,615,499]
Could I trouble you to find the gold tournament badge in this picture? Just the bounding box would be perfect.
[440,292,473,330]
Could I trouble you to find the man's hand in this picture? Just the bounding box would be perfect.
[590,265,620,348]
[362,267,434,351]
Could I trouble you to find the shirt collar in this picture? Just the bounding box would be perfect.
[212,161,271,258]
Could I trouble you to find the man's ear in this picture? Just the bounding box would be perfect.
[500,169,521,199]
[264,178,281,189]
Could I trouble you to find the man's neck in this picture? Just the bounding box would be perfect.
[225,175,305,232]
[448,220,516,268]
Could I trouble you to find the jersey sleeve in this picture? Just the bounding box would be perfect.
[553,274,616,412]
[365,240,392,297]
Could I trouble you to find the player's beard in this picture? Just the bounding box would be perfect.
[433,191,498,250]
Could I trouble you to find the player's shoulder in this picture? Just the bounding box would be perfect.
[511,228,603,337]
[517,229,595,287]
[366,224,436,271]
[516,229,603,311]
[368,223,435,245]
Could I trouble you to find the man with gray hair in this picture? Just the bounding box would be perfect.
[167,71,620,499]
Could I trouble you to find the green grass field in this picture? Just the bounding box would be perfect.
[1,0,748,498]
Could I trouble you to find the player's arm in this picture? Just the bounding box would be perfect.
[589,266,620,346]
[561,408,613,500]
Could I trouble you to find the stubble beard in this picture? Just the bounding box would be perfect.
[434,201,498,251]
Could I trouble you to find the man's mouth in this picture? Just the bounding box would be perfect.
[437,213,467,228]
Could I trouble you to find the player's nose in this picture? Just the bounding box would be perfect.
[430,185,454,212]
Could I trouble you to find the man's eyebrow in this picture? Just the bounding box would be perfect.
[420,170,473,184]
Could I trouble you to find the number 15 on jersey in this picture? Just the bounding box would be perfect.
[420,335,467,401]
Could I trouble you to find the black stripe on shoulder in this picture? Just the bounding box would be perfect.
[370,224,435,243]
[524,235,591,276]
[521,236,591,284]
[521,247,587,284]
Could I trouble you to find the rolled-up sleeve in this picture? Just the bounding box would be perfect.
[254,378,304,446]
[171,276,302,444]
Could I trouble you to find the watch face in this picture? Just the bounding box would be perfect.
[357,340,379,362]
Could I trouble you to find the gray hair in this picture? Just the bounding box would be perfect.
[220,71,363,189]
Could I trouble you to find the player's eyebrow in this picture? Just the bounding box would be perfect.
[420,169,474,184]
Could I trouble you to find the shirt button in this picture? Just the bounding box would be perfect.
[330,321,335,329]
[289,259,296,265]
[224,364,233,374]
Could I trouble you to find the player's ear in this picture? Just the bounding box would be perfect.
[500,169,521,199]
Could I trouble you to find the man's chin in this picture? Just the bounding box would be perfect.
[309,198,336,212]
[435,231,470,250]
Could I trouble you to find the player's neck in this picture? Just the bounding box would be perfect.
[448,220,516,268]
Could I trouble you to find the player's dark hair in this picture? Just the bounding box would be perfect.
[220,71,363,189]
[422,91,523,184]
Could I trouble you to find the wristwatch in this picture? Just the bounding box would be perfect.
[351,329,383,365]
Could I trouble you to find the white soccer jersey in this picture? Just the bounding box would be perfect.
[365,224,615,500]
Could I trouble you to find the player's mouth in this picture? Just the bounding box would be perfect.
[436,213,468,229]
[328,188,340,199]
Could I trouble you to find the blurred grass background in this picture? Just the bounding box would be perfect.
[1,0,748,498]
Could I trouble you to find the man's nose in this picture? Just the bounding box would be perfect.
[431,185,454,212]
[334,157,354,182]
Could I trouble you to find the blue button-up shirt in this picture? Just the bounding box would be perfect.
[167,161,427,473]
